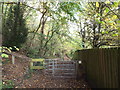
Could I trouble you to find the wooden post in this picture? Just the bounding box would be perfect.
[12,55,15,64]
[75,60,78,80]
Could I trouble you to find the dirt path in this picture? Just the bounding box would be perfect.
[19,72,89,88]
[2,54,90,88]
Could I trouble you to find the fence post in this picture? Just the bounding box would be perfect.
[12,55,15,64]
[75,60,78,80]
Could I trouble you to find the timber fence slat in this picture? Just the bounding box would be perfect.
[99,49,103,87]
[111,48,114,88]
[114,48,118,87]
[102,49,106,87]
[118,48,120,88]
[108,48,111,88]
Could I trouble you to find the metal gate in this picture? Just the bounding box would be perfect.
[44,59,77,78]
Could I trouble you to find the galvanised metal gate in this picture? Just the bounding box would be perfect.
[44,59,77,78]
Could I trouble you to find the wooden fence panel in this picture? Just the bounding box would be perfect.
[75,47,120,88]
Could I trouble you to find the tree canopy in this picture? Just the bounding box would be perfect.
[1,1,120,58]
[2,2,28,50]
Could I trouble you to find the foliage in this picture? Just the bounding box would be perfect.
[0,46,19,57]
[1,54,9,58]
[20,1,83,58]
[77,2,120,48]
[0,46,19,64]
[2,80,14,88]
[0,46,10,60]
[2,1,120,59]
[2,3,28,49]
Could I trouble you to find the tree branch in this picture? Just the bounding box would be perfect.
[104,3,120,20]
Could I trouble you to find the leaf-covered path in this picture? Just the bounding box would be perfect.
[17,70,90,88]
[2,54,90,88]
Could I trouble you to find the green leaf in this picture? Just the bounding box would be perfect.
[113,2,118,7]
[112,33,118,36]
[102,31,105,34]
[112,15,117,19]
[105,8,109,13]
[95,18,99,22]
[105,31,109,34]
[99,21,105,24]
[102,31,109,34]
[1,54,9,58]
[117,20,120,24]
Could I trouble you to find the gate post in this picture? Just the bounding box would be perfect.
[75,60,78,80]
[52,60,55,76]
